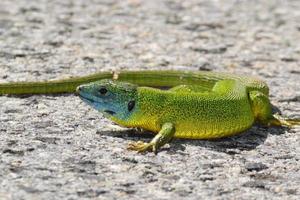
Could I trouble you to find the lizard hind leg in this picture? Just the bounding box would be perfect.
[249,91,300,127]
[268,114,300,127]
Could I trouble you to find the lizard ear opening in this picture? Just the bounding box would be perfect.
[128,100,135,112]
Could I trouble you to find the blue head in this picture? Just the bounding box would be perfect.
[76,80,138,123]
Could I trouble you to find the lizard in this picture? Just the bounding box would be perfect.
[0,70,299,153]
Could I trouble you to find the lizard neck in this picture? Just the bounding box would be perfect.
[115,87,165,132]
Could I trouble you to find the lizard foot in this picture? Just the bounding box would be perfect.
[265,114,300,127]
[127,123,175,154]
[127,141,157,153]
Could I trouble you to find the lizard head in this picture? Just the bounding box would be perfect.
[76,79,138,123]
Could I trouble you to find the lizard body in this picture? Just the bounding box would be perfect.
[1,70,299,153]
[119,80,254,139]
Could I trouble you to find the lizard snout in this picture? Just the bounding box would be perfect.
[76,85,83,94]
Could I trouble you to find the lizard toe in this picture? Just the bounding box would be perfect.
[127,141,154,153]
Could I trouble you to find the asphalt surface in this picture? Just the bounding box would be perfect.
[0,0,299,199]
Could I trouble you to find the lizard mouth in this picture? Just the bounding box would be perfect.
[104,110,116,115]
[78,95,95,104]
[78,94,116,116]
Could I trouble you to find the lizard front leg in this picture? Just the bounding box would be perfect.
[127,122,175,154]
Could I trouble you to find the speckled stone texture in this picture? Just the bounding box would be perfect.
[0,0,299,199]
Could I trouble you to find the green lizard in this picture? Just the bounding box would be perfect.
[0,70,299,153]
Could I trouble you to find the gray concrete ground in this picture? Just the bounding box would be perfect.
[0,0,299,199]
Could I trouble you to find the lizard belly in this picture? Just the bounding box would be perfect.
[165,99,255,139]
[135,102,255,139]
[172,101,255,139]
[173,118,254,139]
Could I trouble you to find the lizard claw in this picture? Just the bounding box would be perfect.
[127,141,155,153]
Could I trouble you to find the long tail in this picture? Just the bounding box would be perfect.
[0,70,221,95]
[0,70,267,95]
[0,72,112,94]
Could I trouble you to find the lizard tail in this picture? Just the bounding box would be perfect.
[0,72,112,95]
[0,70,219,95]
[0,70,267,95]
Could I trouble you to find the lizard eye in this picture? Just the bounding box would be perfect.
[98,87,108,95]
[128,100,135,112]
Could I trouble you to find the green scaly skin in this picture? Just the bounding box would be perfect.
[1,70,299,153]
